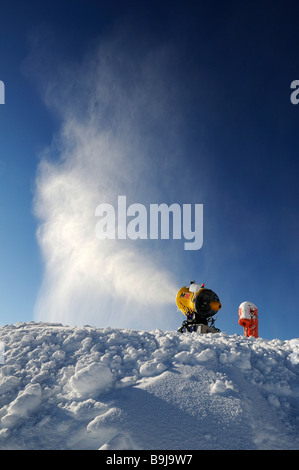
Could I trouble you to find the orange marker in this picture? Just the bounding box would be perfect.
[238,301,258,338]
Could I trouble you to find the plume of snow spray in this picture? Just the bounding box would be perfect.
[33,34,180,329]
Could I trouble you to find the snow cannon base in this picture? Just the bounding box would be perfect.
[178,322,220,334]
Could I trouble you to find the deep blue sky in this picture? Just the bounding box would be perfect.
[0,0,298,339]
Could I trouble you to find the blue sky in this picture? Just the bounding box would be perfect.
[0,0,298,340]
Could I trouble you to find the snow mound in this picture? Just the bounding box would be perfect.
[68,362,114,398]
[0,321,298,450]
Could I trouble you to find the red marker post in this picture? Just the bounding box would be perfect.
[238,301,258,338]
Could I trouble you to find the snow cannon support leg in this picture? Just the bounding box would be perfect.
[178,321,219,334]
[238,302,258,338]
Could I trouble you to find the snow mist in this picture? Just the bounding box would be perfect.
[32,33,181,329]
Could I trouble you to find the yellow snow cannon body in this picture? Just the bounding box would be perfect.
[176,282,222,333]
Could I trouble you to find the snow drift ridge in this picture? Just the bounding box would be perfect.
[0,322,298,450]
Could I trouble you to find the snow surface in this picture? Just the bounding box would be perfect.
[0,321,299,450]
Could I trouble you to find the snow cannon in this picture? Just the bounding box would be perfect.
[238,301,258,338]
[176,281,221,333]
